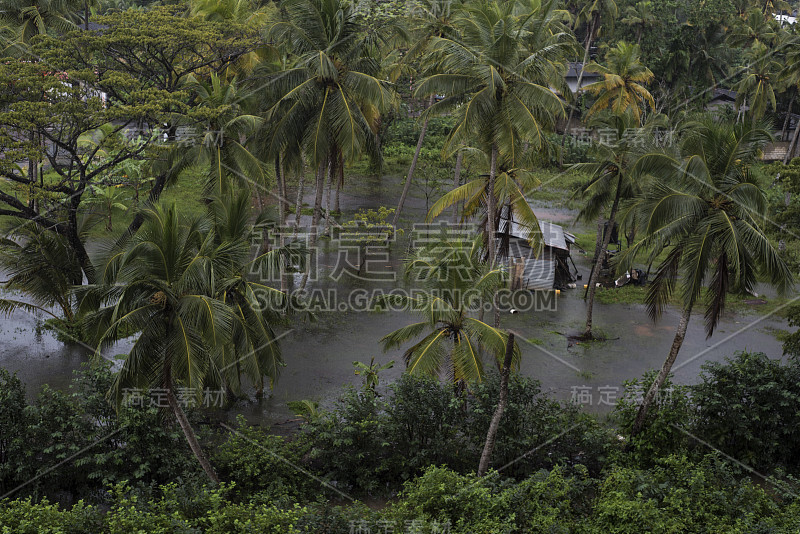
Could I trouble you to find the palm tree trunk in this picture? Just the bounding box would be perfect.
[487,144,498,265]
[334,151,343,214]
[301,159,326,290]
[451,149,463,224]
[164,366,220,483]
[324,157,334,234]
[392,95,435,228]
[560,19,595,166]
[583,179,622,338]
[781,95,794,141]
[275,155,288,293]
[785,114,800,164]
[293,166,305,236]
[311,158,326,241]
[477,332,515,477]
[629,303,693,438]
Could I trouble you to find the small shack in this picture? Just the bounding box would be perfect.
[497,219,578,290]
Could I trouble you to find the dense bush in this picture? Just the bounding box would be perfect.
[588,455,784,534]
[305,373,615,495]
[212,415,316,503]
[611,371,695,466]
[0,363,200,504]
[691,351,800,474]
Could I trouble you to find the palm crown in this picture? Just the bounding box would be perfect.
[379,235,519,382]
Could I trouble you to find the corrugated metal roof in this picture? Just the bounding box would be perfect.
[503,220,572,252]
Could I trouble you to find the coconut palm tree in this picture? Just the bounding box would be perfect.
[560,0,617,160]
[582,41,655,123]
[80,202,289,482]
[620,1,656,45]
[619,118,793,438]
[782,33,800,162]
[572,110,665,339]
[416,0,570,264]
[727,7,779,48]
[734,42,782,123]
[426,147,544,255]
[189,0,276,76]
[0,223,85,323]
[179,73,266,199]
[206,191,292,396]
[379,235,519,382]
[391,0,463,228]
[261,0,396,246]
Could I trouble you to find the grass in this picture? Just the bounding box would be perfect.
[528,167,587,209]
[591,283,792,319]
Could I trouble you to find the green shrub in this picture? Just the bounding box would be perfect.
[611,371,695,465]
[588,455,782,534]
[0,498,102,534]
[691,351,800,474]
[213,415,315,502]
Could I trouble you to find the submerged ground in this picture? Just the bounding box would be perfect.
[0,166,791,425]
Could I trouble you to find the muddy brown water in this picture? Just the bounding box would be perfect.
[0,172,794,427]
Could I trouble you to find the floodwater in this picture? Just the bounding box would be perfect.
[0,171,794,427]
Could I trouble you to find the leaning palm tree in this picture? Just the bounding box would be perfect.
[417,0,571,264]
[391,0,463,228]
[80,202,288,482]
[619,118,793,438]
[572,110,666,339]
[583,41,655,123]
[378,235,519,382]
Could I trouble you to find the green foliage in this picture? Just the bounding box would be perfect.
[0,369,31,497]
[691,351,800,474]
[305,373,615,495]
[213,415,315,502]
[588,455,782,534]
[0,362,199,502]
[611,371,694,465]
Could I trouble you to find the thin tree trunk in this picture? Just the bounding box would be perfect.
[392,95,435,228]
[781,95,794,141]
[293,166,305,236]
[477,332,515,477]
[451,149,463,224]
[560,19,595,166]
[301,159,326,290]
[629,304,693,438]
[275,155,288,293]
[785,114,800,164]
[584,216,604,299]
[164,366,220,483]
[311,158,325,241]
[84,0,89,30]
[487,144,498,265]
[27,130,37,213]
[583,179,622,338]
[324,156,334,233]
[488,144,499,326]
[334,151,343,214]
